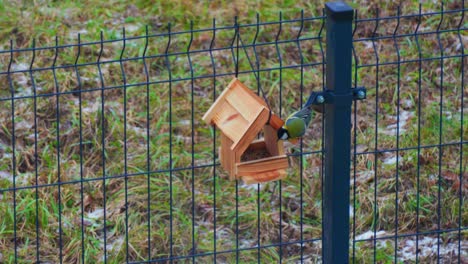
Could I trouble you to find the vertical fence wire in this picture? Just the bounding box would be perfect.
[7,38,19,263]
[436,5,444,261]
[209,18,218,263]
[186,20,196,263]
[51,36,64,264]
[142,25,152,261]
[370,10,380,262]
[274,11,284,263]
[118,28,130,263]
[164,23,174,263]
[456,3,465,263]
[414,5,423,262]
[96,31,108,263]
[28,38,40,263]
[295,10,305,263]
[73,33,86,263]
[392,7,401,263]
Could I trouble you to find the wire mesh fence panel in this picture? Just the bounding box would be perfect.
[351,3,467,264]
[0,2,466,263]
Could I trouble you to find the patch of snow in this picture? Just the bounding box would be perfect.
[351,170,374,185]
[14,74,29,86]
[240,182,260,191]
[16,86,32,97]
[15,120,33,131]
[355,230,391,249]
[362,41,374,50]
[240,239,256,249]
[399,236,468,261]
[69,29,88,39]
[106,236,124,252]
[298,254,322,264]
[16,173,33,185]
[382,111,414,136]
[215,227,232,243]
[87,208,105,220]
[349,205,354,218]
[444,111,452,120]
[129,126,146,136]
[383,155,398,165]
[0,171,12,182]
[11,63,29,71]
[82,101,100,114]
[125,24,140,33]
[27,133,38,141]
[355,230,388,241]
[403,99,413,109]
[178,120,191,126]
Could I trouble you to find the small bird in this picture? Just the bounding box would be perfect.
[277,93,323,144]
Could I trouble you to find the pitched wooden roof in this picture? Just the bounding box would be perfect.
[203,78,283,154]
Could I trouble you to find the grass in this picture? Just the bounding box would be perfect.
[0,0,467,263]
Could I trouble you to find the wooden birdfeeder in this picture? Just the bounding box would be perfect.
[202,78,289,184]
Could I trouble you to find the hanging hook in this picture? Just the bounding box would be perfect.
[75,34,81,66]
[8,39,14,94]
[52,36,59,68]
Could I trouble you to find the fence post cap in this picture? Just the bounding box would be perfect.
[325,2,354,21]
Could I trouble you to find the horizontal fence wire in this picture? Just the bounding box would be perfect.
[0,3,466,263]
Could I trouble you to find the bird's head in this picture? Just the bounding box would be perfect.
[277,127,289,141]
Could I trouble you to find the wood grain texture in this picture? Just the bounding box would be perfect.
[202,78,237,124]
[225,83,265,122]
[241,169,287,184]
[245,139,266,151]
[264,124,279,156]
[231,107,269,154]
[221,133,236,180]
[268,114,284,130]
[202,77,288,183]
[211,101,249,144]
[236,155,288,175]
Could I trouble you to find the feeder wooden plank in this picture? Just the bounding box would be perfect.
[233,79,269,108]
[268,114,284,130]
[247,139,266,151]
[232,79,284,129]
[225,84,266,122]
[236,155,288,175]
[241,169,287,184]
[231,108,269,154]
[219,147,224,168]
[203,78,284,131]
[202,81,237,124]
[264,125,282,156]
[221,133,236,180]
[234,151,241,179]
[211,101,249,144]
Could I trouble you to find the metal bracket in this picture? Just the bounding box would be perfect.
[308,87,366,112]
